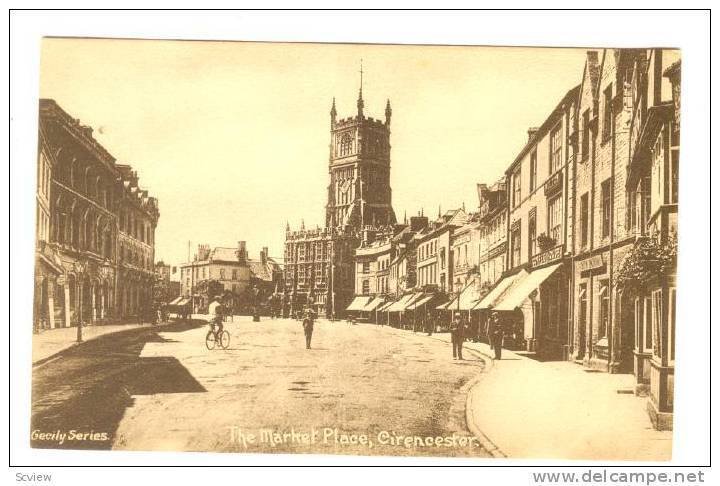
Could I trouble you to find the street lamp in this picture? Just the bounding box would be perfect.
[99,259,112,320]
[74,260,87,342]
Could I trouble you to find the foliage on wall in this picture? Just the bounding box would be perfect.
[616,233,677,295]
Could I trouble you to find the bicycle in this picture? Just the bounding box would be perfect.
[206,321,230,350]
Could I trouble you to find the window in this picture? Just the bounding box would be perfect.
[598,280,609,339]
[602,84,613,141]
[601,179,612,238]
[548,195,562,244]
[580,193,589,248]
[549,124,562,174]
[581,109,590,161]
[579,283,588,341]
[511,224,521,268]
[651,289,662,357]
[339,133,353,156]
[529,151,537,192]
[512,168,522,207]
[668,288,676,364]
[670,148,679,204]
[528,211,537,259]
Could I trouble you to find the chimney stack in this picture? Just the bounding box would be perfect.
[237,241,247,262]
[527,127,539,141]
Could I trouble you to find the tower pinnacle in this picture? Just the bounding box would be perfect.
[330,97,337,127]
[357,59,364,117]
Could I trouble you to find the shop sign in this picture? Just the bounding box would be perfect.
[576,254,605,273]
[531,245,564,268]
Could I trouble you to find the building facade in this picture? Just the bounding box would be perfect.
[624,51,680,429]
[414,209,467,294]
[34,99,158,331]
[477,179,508,292]
[499,86,578,358]
[284,85,398,318]
[180,241,281,311]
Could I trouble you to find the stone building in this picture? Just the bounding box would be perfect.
[570,49,658,372]
[116,164,158,319]
[491,86,578,358]
[33,99,158,331]
[624,51,680,429]
[180,242,281,311]
[414,209,468,295]
[284,83,398,318]
[476,179,508,291]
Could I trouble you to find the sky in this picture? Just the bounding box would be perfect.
[40,38,588,268]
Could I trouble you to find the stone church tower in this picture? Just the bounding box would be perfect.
[325,84,397,229]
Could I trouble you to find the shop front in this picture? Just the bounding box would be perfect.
[492,256,569,359]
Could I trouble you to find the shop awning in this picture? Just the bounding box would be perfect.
[377,299,398,312]
[493,263,563,311]
[386,293,422,312]
[436,301,451,310]
[411,294,436,309]
[473,271,527,310]
[168,296,184,306]
[362,297,385,312]
[445,283,483,311]
[346,296,372,312]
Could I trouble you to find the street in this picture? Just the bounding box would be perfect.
[31,317,489,457]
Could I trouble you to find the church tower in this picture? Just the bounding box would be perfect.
[325,66,396,230]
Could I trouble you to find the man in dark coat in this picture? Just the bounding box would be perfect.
[488,311,504,360]
[449,313,465,360]
[302,305,316,349]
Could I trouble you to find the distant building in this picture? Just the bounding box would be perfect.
[414,209,468,294]
[179,241,281,312]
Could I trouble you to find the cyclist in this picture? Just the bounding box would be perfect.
[210,302,225,339]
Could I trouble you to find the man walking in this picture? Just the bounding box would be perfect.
[488,311,504,360]
[450,313,465,360]
[302,305,316,350]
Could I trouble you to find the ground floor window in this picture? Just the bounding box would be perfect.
[651,289,663,358]
[668,287,676,365]
[598,279,609,339]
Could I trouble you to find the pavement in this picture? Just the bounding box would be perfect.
[428,335,673,461]
[32,321,150,364]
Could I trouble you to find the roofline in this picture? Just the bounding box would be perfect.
[506,85,580,175]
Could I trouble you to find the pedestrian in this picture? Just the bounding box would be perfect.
[450,312,465,360]
[302,305,316,349]
[489,312,504,360]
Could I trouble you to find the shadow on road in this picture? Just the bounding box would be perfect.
[30,319,207,450]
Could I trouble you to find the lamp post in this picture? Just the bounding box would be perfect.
[74,261,87,343]
[99,259,112,320]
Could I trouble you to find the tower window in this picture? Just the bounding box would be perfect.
[339,133,353,156]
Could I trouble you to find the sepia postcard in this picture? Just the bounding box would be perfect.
[30,37,680,460]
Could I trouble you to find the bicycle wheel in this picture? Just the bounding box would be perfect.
[219,330,230,349]
[205,330,216,350]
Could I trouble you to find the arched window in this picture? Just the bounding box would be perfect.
[339,133,353,156]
